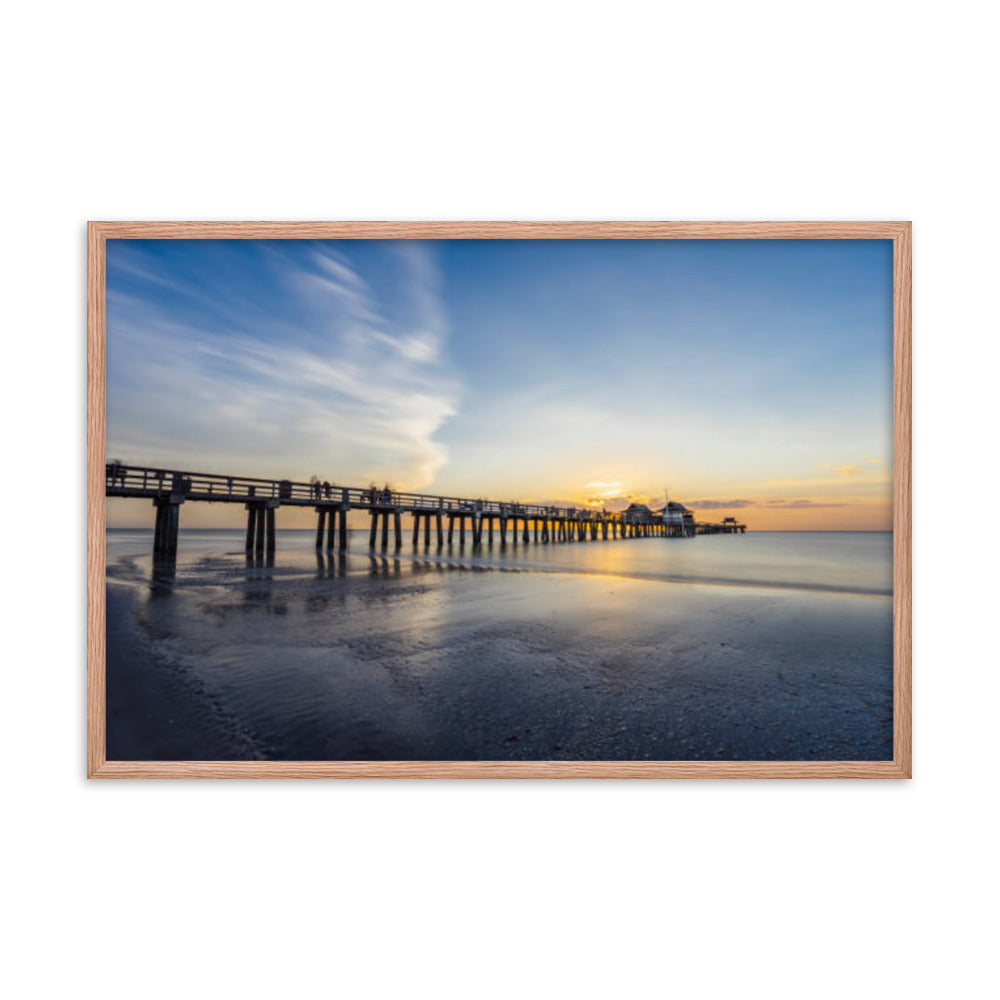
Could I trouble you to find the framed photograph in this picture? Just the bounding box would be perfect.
[87,221,911,778]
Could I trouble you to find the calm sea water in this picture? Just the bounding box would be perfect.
[108,528,891,595]
[106,530,893,761]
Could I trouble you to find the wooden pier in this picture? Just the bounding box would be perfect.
[697,516,748,535]
[106,464,746,556]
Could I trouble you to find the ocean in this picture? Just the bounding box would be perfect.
[106,529,893,761]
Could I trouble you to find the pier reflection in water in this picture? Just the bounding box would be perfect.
[369,556,402,578]
[314,552,348,579]
[150,552,177,593]
[121,526,892,600]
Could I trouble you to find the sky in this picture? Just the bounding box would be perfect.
[106,238,893,530]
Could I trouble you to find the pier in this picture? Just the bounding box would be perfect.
[106,463,746,557]
[697,516,748,536]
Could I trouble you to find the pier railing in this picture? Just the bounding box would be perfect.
[106,463,745,557]
[105,464,618,521]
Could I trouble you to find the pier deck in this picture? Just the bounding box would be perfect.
[106,463,745,557]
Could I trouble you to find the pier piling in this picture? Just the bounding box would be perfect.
[153,499,181,556]
[110,463,746,559]
[254,506,265,557]
[253,505,263,552]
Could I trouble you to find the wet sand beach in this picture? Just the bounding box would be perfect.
[106,530,893,761]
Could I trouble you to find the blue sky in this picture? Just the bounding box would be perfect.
[107,238,893,528]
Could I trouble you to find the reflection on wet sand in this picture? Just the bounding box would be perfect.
[151,553,177,593]
[314,552,348,579]
[368,555,402,578]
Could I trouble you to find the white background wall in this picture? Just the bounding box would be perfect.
[3,2,996,997]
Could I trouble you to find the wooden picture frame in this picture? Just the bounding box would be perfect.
[87,221,911,778]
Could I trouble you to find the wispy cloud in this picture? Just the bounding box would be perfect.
[685,498,756,510]
[763,499,847,509]
[584,481,626,500]
[107,242,460,487]
[685,497,847,510]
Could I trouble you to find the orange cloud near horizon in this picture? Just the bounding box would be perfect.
[684,499,891,531]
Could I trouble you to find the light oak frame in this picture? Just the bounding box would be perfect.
[87,221,912,778]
